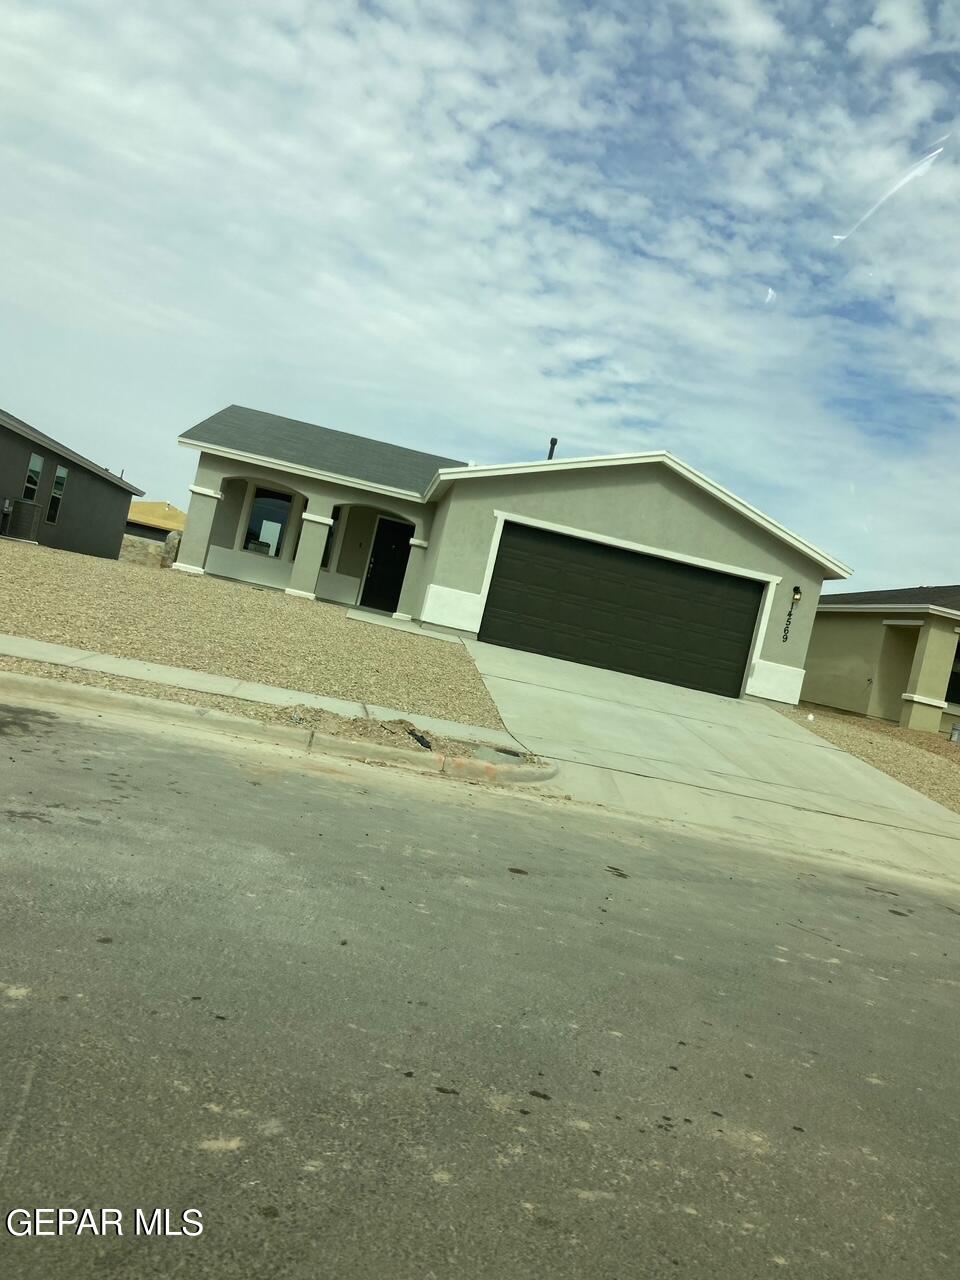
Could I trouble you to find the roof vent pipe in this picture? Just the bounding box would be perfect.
[547,437,558,460]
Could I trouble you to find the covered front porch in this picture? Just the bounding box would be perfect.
[873,614,960,733]
[176,466,432,619]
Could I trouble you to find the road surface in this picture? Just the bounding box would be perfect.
[1,696,958,1278]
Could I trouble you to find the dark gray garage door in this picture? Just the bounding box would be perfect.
[478,523,763,698]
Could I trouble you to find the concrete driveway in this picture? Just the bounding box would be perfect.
[465,641,960,878]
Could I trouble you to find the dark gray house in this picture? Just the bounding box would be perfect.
[0,407,144,559]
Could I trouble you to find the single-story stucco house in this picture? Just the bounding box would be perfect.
[0,406,144,558]
[175,405,851,705]
[803,586,960,735]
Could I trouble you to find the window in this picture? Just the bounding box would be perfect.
[44,465,68,524]
[947,640,960,706]
[22,453,43,501]
[243,488,293,557]
[320,505,342,570]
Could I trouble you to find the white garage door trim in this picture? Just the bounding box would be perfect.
[422,510,783,697]
[480,511,781,598]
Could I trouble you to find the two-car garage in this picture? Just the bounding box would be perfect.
[420,452,851,707]
[478,521,765,699]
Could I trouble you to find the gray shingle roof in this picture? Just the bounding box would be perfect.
[180,405,466,495]
[0,407,144,496]
[821,585,960,610]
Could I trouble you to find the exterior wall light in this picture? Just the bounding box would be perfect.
[783,586,803,643]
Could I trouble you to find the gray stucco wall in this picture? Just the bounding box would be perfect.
[428,463,828,673]
[0,422,133,559]
[210,478,247,549]
[180,453,432,599]
[337,507,379,577]
[802,613,885,714]
[191,454,430,535]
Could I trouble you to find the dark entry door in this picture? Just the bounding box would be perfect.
[359,517,415,613]
[478,522,763,698]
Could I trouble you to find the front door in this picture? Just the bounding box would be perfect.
[359,517,415,613]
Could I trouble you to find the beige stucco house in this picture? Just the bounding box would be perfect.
[175,405,851,705]
[803,587,960,735]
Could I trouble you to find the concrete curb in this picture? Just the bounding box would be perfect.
[0,672,557,788]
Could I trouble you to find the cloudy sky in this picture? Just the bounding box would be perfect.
[2,0,958,589]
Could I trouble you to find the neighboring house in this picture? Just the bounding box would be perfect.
[803,586,960,735]
[176,404,851,704]
[121,500,188,568]
[125,500,187,542]
[0,407,144,559]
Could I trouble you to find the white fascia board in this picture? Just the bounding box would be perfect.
[424,450,850,580]
[488,509,781,584]
[178,438,425,504]
[818,603,960,623]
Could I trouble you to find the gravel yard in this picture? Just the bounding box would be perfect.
[0,542,503,729]
[779,702,960,815]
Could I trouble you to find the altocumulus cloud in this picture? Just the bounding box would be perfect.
[1,0,958,588]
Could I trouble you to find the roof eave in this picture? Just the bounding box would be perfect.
[817,602,960,622]
[425,450,851,579]
[178,437,427,503]
[2,412,143,495]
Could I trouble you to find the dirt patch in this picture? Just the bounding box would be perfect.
[0,541,503,729]
[779,702,960,815]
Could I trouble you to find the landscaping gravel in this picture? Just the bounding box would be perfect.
[0,542,503,729]
[779,702,960,816]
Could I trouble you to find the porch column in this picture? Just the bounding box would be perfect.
[286,497,335,599]
[899,617,955,732]
[173,485,222,574]
[393,536,430,620]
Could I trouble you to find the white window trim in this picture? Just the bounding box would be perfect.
[44,465,69,525]
[22,452,44,501]
[302,511,334,525]
[189,484,223,501]
[235,481,299,560]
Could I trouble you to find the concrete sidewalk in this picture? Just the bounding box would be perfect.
[0,632,521,751]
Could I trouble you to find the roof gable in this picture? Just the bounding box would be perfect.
[821,585,960,609]
[0,407,144,496]
[427,451,851,579]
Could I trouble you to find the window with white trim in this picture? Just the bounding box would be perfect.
[22,453,43,501]
[45,465,68,524]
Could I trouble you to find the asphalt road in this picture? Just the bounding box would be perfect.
[1,697,958,1279]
